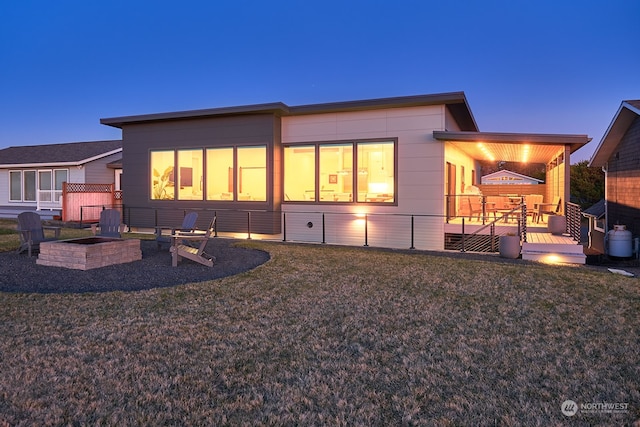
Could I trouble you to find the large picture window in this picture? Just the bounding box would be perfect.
[206,148,234,200]
[284,146,316,201]
[151,145,267,202]
[151,151,175,200]
[177,149,203,200]
[238,146,266,201]
[284,139,396,204]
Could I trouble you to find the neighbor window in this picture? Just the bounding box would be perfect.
[9,169,65,202]
[283,139,396,204]
[151,150,175,200]
[24,171,36,201]
[9,171,22,201]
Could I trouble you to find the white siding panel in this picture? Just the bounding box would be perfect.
[281,104,448,251]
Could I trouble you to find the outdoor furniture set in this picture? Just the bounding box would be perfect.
[17,209,216,268]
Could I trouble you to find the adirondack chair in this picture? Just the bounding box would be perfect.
[170,217,216,267]
[155,211,199,249]
[16,211,61,256]
[91,209,123,237]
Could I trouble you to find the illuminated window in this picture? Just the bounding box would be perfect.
[320,144,353,202]
[237,146,266,201]
[151,150,175,200]
[284,146,316,201]
[357,142,394,203]
[177,149,203,200]
[284,140,395,204]
[206,148,234,201]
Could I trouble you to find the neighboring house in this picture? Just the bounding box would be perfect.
[481,170,543,185]
[588,99,640,247]
[101,92,590,251]
[0,140,122,219]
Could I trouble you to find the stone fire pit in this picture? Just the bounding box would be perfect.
[36,237,142,270]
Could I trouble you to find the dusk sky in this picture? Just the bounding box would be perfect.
[1,1,638,163]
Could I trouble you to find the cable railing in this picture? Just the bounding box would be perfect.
[75,200,581,255]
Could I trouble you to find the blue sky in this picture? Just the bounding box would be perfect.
[1,0,638,163]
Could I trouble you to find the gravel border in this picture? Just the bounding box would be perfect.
[0,239,270,294]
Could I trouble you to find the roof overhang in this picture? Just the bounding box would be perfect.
[433,131,591,164]
[589,101,640,168]
[101,92,478,132]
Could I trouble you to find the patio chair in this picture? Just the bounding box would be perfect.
[155,211,199,249]
[467,196,497,221]
[170,217,216,267]
[16,211,61,257]
[91,209,123,237]
[536,196,562,223]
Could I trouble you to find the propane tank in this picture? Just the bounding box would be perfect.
[608,225,633,258]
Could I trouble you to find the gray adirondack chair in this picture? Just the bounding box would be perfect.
[155,211,199,249]
[16,211,61,256]
[170,217,216,267]
[92,209,123,237]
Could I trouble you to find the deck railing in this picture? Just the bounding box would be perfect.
[565,202,582,242]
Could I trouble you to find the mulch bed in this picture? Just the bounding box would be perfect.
[0,239,270,294]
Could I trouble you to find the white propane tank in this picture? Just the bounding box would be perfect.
[608,225,633,258]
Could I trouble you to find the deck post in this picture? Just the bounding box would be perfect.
[282,212,286,242]
[461,217,465,252]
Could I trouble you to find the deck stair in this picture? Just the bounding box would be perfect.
[521,233,586,264]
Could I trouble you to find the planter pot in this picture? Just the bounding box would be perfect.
[547,215,566,235]
[499,235,521,259]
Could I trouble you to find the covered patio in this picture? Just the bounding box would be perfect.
[435,131,591,262]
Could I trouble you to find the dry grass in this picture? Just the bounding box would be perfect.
[0,238,639,425]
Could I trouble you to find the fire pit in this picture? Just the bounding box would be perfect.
[37,237,142,270]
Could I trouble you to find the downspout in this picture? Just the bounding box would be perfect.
[602,163,609,253]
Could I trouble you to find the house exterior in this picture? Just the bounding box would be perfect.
[101,92,589,251]
[480,170,543,185]
[589,99,640,242]
[0,140,122,219]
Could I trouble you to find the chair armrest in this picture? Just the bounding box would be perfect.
[43,226,61,238]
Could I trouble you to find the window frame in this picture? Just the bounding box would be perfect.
[283,138,398,205]
[149,144,269,203]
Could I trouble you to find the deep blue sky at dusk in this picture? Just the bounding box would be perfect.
[1,1,638,163]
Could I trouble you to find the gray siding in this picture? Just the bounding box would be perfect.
[606,116,640,236]
[121,114,282,234]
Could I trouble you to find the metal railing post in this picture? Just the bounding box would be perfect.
[322,213,326,244]
[410,215,415,250]
[461,217,465,252]
[364,214,369,247]
[247,211,252,239]
[282,212,287,242]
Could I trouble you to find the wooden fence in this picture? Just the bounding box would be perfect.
[62,183,121,222]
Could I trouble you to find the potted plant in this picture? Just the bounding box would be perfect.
[499,232,521,259]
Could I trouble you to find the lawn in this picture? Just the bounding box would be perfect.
[0,222,638,425]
